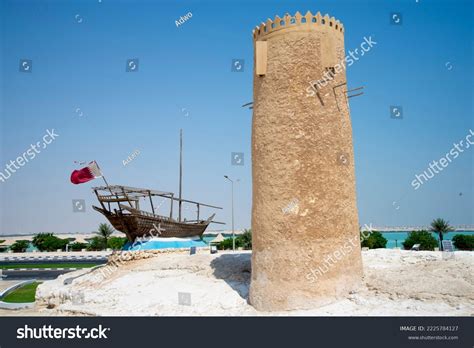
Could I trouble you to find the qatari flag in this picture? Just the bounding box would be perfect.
[70,161,102,184]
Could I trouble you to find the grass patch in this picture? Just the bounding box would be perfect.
[2,282,41,303]
[0,263,99,269]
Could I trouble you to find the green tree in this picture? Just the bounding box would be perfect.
[10,240,30,253]
[402,230,438,251]
[0,239,7,252]
[95,223,114,248]
[361,231,387,249]
[107,237,127,250]
[87,236,106,251]
[32,233,68,252]
[217,230,252,250]
[239,229,252,250]
[218,237,241,250]
[70,242,88,251]
[430,218,454,251]
[452,234,474,251]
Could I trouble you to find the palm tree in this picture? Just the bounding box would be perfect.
[240,229,252,250]
[430,218,454,251]
[95,223,114,249]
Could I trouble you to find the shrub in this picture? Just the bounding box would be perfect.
[218,237,241,250]
[360,231,387,249]
[452,234,474,251]
[107,237,127,250]
[32,233,69,251]
[70,242,88,251]
[403,230,438,251]
[239,229,252,250]
[10,240,30,253]
[87,236,106,251]
[218,230,252,250]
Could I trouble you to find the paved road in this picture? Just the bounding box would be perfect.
[0,280,20,292]
[1,269,83,280]
[0,251,111,261]
[0,255,107,280]
[1,255,108,261]
[0,258,107,267]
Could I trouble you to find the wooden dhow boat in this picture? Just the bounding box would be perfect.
[92,130,223,241]
[92,185,222,241]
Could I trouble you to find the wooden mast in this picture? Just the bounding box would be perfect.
[178,129,183,222]
[97,163,123,214]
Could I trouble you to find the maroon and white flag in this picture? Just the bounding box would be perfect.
[70,161,102,185]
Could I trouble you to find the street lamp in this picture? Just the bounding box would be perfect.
[224,175,235,252]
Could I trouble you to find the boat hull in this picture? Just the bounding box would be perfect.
[93,206,210,241]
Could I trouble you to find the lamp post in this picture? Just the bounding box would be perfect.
[224,175,235,252]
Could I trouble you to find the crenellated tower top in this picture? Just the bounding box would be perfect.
[252,11,344,41]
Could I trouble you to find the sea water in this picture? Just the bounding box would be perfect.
[381,231,474,249]
[203,231,474,250]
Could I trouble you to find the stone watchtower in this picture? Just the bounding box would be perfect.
[249,11,363,311]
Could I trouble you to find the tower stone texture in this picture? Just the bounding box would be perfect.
[249,11,363,311]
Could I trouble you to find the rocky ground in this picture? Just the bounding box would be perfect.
[4,249,473,316]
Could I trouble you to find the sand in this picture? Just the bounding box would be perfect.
[5,249,473,316]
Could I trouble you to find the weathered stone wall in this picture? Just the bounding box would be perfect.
[249,12,363,311]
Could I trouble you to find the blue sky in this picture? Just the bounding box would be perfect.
[0,0,473,235]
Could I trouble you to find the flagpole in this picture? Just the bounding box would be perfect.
[94,161,117,202]
[94,162,110,188]
[178,129,183,222]
[101,175,111,189]
[102,175,117,198]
